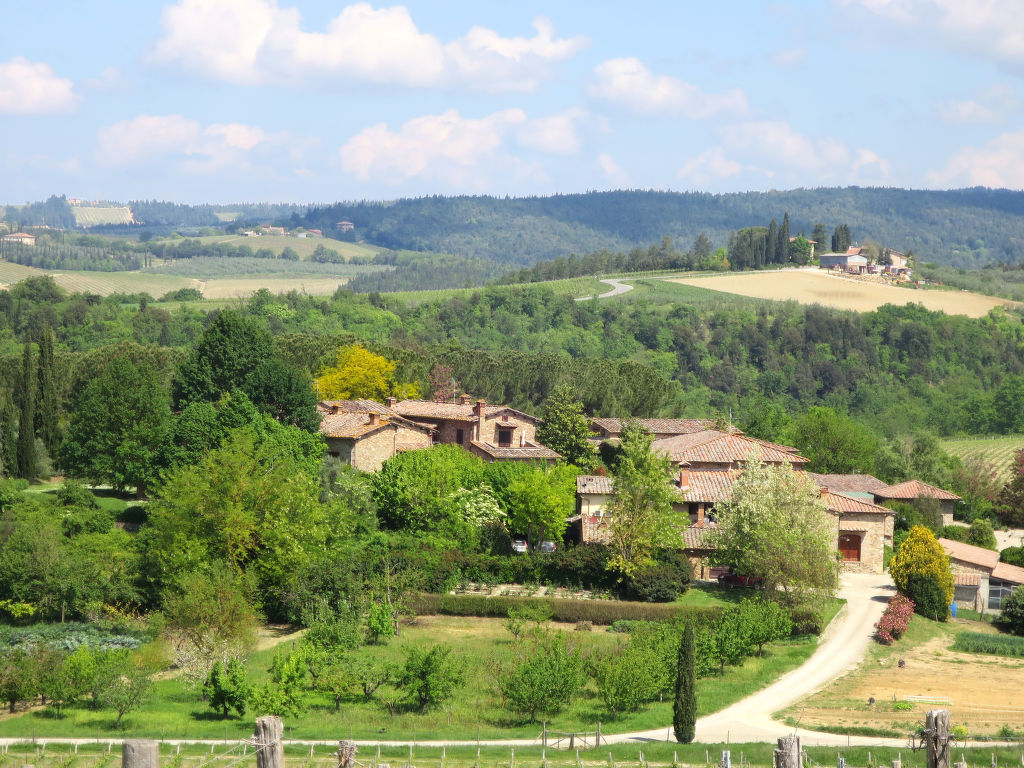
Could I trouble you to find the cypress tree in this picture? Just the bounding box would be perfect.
[16,344,37,480]
[0,395,17,477]
[673,622,697,743]
[766,219,778,264]
[36,325,60,456]
[778,213,791,263]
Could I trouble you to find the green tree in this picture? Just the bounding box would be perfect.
[242,357,320,432]
[98,652,154,728]
[710,459,839,604]
[251,648,309,717]
[173,310,273,407]
[997,586,1024,636]
[889,525,955,610]
[37,649,77,718]
[715,606,753,670]
[203,659,250,718]
[591,643,658,717]
[16,344,37,480]
[36,325,60,457]
[741,599,792,653]
[0,648,37,713]
[498,631,586,722]
[966,518,997,550]
[996,449,1024,528]
[366,600,397,644]
[504,465,576,552]
[398,644,463,711]
[536,384,597,469]
[605,421,682,577]
[778,212,790,263]
[786,407,877,474]
[0,395,17,477]
[315,344,418,401]
[789,235,812,265]
[60,357,171,495]
[673,622,696,744]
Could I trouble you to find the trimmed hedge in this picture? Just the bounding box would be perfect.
[952,631,1024,657]
[410,593,722,626]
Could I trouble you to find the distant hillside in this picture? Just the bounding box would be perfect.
[302,188,1024,268]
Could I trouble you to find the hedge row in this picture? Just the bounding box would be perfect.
[952,631,1024,657]
[410,593,723,625]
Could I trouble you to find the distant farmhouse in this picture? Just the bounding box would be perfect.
[819,246,911,277]
[1,232,36,246]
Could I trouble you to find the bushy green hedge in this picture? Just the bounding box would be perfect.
[410,593,722,626]
[952,631,1024,657]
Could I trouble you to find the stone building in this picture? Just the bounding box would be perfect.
[875,480,962,527]
[940,538,1024,612]
[318,400,433,472]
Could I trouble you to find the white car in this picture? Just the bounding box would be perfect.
[511,538,529,553]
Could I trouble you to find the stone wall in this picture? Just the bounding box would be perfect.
[837,512,889,574]
[350,424,432,472]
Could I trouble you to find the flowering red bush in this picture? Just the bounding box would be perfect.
[875,594,915,644]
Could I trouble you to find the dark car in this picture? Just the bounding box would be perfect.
[537,540,557,553]
[717,572,764,588]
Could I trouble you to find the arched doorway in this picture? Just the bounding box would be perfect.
[839,533,862,562]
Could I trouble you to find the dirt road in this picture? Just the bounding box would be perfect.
[575,278,634,301]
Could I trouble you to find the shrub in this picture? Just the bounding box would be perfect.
[966,518,998,550]
[889,525,955,606]
[939,525,968,543]
[574,621,593,632]
[875,594,915,644]
[788,605,825,636]
[626,565,684,602]
[996,586,1024,636]
[411,593,722,626]
[951,631,1024,657]
[397,644,463,711]
[1001,546,1024,569]
[892,701,914,711]
[904,572,949,621]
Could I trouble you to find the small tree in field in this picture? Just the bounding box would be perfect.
[203,659,250,718]
[673,623,696,743]
[398,644,463,712]
[498,630,585,722]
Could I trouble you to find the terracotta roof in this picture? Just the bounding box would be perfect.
[681,470,743,503]
[590,418,735,436]
[993,561,1024,584]
[653,431,808,466]
[682,525,714,550]
[470,441,560,460]
[394,399,540,423]
[822,491,893,516]
[877,480,961,502]
[955,572,981,587]
[577,475,614,494]
[317,400,432,439]
[939,538,1000,571]
[318,399,392,415]
[807,473,889,495]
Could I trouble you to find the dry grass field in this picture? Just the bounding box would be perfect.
[780,616,1024,737]
[179,234,379,261]
[670,270,1016,318]
[198,276,349,298]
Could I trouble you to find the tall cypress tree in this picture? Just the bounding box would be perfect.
[16,344,37,480]
[778,212,791,263]
[673,622,697,743]
[0,395,17,477]
[766,219,778,264]
[36,325,60,457]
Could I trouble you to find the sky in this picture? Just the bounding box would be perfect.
[3,0,1024,203]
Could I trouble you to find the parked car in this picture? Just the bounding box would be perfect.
[716,571,764,588]
[537,540,557,553]
[511,538,529,554]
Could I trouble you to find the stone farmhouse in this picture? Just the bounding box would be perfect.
[875,480,961,527]
[576,422,899,575]
[940,538,1024,613]
[318,395,560,470]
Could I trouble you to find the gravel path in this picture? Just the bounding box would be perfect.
[575,278,634,301]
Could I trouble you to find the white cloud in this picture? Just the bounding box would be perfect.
[936,85,1018,124]
[843,0,1024,70]
[0,57,76,114]
[677,121,891,187]
[96,114,271,170]
[588,57,747,118]
[152,0,585,91]
[768,48,808,68]
[927,130,1024,188]
[338,108,527,182]
[516,109,584,154]
[596,153,628,186]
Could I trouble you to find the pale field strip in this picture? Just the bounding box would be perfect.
[669,270,1016,319]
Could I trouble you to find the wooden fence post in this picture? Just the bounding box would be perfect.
[122,741,159,768]
[338,740,358,768]
[775,737,800,768]
[926,710,951,768]
[254,715,284,768]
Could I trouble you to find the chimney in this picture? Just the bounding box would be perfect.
[386,396,397,408]
[696,503,705,526]
[679,466,690,489]
[368,412,379,426]
[460,393,471,405]
[474,399,486,418]
[330,404,340,415]
[819,487,829,499]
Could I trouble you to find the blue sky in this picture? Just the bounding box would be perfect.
[3,0,1024,203]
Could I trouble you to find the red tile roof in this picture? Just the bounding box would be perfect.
[590,418,734,436]
[955,572,981,587]
[577,475,614,494]
[682,525,713,550]
[681,470,743,503]
[822,491,893,515]
[470,441,560,460]
[877,480,961,502]
[317,400,432,439]
[653,431,808,466]
[807,473,889,495]
[939,538,1000,571]
[318,399,392,414]
[394,399,540,423]
[993,561,1024,584]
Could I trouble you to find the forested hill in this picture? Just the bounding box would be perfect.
[301,188,1024,268]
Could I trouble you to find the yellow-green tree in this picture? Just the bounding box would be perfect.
[315,345,419,401]
[889,525,955,605]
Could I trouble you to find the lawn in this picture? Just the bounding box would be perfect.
[0,611,829,741]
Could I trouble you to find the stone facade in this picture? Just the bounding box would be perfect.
[832,511,888,574]
[326,422,433,472]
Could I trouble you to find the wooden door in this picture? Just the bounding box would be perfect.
[838,533,861,562]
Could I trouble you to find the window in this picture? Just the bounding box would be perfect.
[989,579,1015,611]
[838,533,861,562]
[498,428,513,447]
[456,428,464,444]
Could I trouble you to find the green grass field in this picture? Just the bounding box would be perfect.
[71,207,135,227]
[0,607,828,741]
[940,435,1024,482]
[163,235,380,262]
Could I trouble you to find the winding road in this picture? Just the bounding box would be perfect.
[1,574,910,749]
[575,278,634,302]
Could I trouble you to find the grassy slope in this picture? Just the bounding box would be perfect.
[168,235,380,261]
[0,590,840,741]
